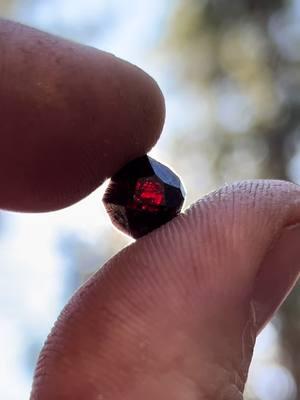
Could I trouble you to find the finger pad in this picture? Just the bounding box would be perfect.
[0,20,165,211]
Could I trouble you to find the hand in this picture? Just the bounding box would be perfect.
[1,19,300,400]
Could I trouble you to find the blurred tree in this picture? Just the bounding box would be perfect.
[162,0,300,398]
[0,0,20,16]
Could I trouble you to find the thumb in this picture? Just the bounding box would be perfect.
[31,180,300,400]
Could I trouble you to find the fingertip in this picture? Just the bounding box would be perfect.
[114,57,166,168]
[31,180,300,399]
[127,60,166,144]
[0,20,165,212]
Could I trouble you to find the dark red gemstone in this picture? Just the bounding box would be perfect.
[103,155,185,238]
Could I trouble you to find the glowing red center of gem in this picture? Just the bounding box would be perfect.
[132,179,164,211]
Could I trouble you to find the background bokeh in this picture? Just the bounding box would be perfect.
[1,0,300,399]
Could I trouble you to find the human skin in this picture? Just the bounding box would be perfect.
[1,19,300,400]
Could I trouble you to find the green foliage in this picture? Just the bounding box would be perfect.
[0,0,20,17]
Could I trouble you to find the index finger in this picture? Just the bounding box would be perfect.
[0,19,165,212]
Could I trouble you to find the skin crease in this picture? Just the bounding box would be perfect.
[1,20,300,400]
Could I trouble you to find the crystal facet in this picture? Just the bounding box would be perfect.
[103,155,185,238]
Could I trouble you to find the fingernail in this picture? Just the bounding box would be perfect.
[252,223,300,332]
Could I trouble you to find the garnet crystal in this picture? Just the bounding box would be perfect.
[103,155,185,238]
